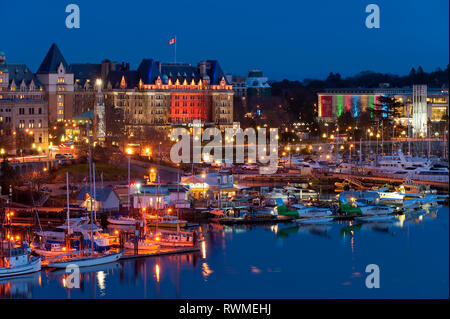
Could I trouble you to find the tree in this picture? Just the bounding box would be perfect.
[337,111,355,132]
[374,96,404,120]
[374,96,405,150]
[0,159,18,195]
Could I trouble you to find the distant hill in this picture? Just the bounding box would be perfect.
[273,65,449,90]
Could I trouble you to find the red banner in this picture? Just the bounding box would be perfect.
[320,96,333,117]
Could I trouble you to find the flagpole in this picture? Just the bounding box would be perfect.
[174,36,177,64]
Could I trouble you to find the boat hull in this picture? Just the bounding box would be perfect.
[107,218,137,226]
[147,222,187,228]
[47,252,122,268]
[296,217,334,224]
[0,257,41,278]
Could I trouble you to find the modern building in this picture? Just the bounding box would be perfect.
[36,44,74,124]
[317,87,449,135]
[0,50,49,154]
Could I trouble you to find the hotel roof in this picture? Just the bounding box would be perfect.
[37,43,69,74]
[0,63,43,90]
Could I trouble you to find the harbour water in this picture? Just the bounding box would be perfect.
[1,206,448,299]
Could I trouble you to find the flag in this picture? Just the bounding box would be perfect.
[168,37,176,45]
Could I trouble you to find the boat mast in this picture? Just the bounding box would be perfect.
[66,171,70,237]
[177,168,180,235]
[156,174,160,233]
[93,162,97,222]
[87,121,94,253]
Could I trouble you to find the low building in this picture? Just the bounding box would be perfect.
[133,185,170,209]
[180,172,235,200]
[76,187,120,213]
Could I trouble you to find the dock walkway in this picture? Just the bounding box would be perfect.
[120,246,200,260]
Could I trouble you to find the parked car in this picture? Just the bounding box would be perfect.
[64,153,74,159]
[55,154,65,159]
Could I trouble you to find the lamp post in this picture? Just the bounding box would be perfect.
[126,147,133,212]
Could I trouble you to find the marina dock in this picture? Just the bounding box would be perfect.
[235,172,449,190]
[120,246,200,260]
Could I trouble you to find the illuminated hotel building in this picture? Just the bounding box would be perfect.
[70,59,234,138]
[318,87,448,134]
[0,50,49,153]
[36,44,74,123]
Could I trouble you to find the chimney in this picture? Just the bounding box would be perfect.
[156,61,162,73]
[199,61,207,77]
[101,59,111,81]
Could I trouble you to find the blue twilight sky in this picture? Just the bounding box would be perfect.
[0,0,448,80]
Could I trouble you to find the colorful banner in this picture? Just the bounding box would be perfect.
[320,95,333,117]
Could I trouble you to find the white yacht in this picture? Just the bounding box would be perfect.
[364,150,429,175]
[412,164,449,182]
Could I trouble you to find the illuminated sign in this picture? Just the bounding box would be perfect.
[189,183,209,190]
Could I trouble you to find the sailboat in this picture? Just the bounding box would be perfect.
[45,123,122,268]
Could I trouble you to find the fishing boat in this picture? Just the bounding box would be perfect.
[107,216,138,226]
[0,241,41,278]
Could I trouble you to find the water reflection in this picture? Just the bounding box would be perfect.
[0,205,448,298]
[0,272,41,299]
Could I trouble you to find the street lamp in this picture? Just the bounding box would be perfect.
[126,147,133,211]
